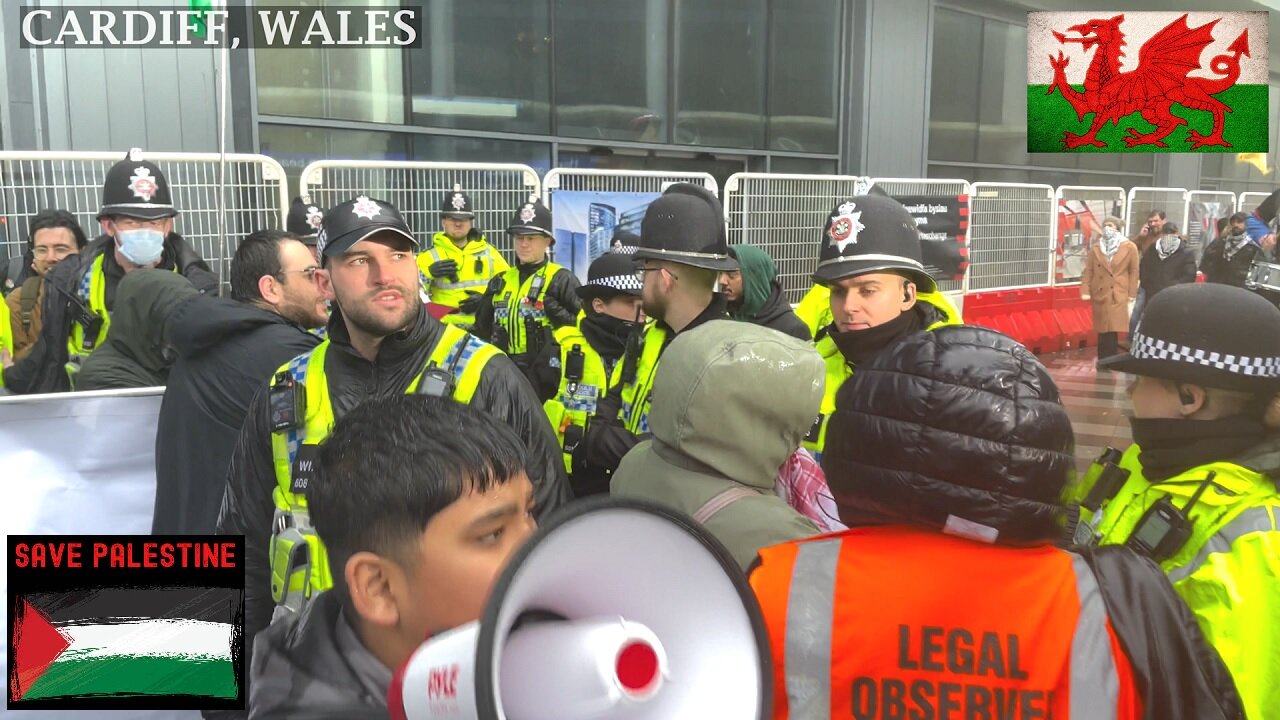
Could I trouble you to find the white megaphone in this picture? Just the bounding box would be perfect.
[388,498,773,720]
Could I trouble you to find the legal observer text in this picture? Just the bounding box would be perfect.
[20,8,419,48]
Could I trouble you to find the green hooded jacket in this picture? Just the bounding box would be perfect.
[78,270,199,391]
[728,245,810,341]
[611,320,822,569]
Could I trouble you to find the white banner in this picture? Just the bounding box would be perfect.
[0,388,198,719]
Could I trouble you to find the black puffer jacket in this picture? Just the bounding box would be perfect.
[1,233,218,394]
[1138,242,1197,301]
[823,324,1075,543]
[217,303,571,668]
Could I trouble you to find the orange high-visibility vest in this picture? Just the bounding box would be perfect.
[750,526,1143,720]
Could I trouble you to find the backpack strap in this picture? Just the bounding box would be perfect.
[19,276,41,330]
[693,486,759,525]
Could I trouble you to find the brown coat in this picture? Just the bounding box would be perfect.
[1081,240,1139,333]
[5,277,45,360]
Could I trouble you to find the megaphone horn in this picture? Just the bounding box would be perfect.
[388,498,772,720]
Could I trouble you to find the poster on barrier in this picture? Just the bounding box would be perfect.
[879,194,970,282]
[0,389,196,719]
[550,191,663,282]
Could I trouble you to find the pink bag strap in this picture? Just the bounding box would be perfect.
[693,486,758,525]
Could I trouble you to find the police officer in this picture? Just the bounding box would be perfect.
[751,326,1244,720]
[474,195,580,397]
[573,182,735,488]
[286,195,325,263]
[0,149,218,394]
[1075,282,1280,719]
[543,252,644,496]
[804,194,961,460]
[286,195,330,338]
[417,184,509,328]
[216,195,571,662]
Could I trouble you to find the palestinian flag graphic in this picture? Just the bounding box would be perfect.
[1027,11,1269,153]
[8,536,245,710]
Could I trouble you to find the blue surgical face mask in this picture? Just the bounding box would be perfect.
[117,228,165,266]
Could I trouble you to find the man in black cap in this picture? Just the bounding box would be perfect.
[1076,282,1280,719]
[543,251,645,496]
[803,194,961,461]
[286,195,326,263]
[473,195,580,398]
[217,195,571,661]
[0,149,217,394]
[416,184,509,329]
[573,182,734,485]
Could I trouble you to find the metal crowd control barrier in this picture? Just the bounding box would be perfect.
[299,160,540,260]
[1054,186,1125,285]
[1186,190,1236,260]
[870,178,971,298]
[967,183,1056,292]
[723,172,869,303]
[1125,187,1188,238]
[1238,191,1270,216]
[0,151,288,292]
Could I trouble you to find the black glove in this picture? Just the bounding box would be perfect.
[458,292,484,314]
[428,259,459,280]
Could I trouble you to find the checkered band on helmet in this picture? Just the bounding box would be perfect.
[1131,332,1280,377]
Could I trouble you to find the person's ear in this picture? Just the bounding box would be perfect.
[591,296,606,314]
[345,551,403,629]
[258,274,282,306]
[316,267,336,301]
[1177,384,1206,416]
[901,281,917,309]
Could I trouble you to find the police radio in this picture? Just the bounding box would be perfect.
[565,344,585,387]
[417,333,476,399]
[1126,471,1216,563]
[269,371,306,432]
[1067,447,1129,546]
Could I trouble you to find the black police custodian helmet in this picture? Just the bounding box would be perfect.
[98,148,178,221]
[812,194,936,293]
[507,195,554,243]
[634,183,736,272]
[1100,283,1280,392]
[287,195,325,242]
[576,252,644,301]
[441,184,476,220]
[315,196,417,263]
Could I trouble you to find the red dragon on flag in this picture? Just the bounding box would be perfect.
[1046,14,1250,149]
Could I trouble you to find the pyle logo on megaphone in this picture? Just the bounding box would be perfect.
[427,664,460,704]
[389,499,772,720]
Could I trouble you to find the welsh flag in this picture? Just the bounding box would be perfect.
[1027,11,1268,153]
[10,586,241,708]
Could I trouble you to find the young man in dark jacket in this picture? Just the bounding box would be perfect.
[0,151,218,393]
[5,209,87,359]
[217,196,569,669]
[153,230,327,536]
[1137,222,1196,304]
[1199,212,1259,288]
[720,244,809,340]
[248,396,536,719]
[751,326,1244,720]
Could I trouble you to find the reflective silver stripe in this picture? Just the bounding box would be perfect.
[1168,505,1278,583]
[432,278,490,290]
[429,249,442,263]
[1069,553,1120,720]
[783,538,841,720]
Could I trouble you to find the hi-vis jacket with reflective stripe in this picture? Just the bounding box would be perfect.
[417,232,508,325]
[750,525,1245,720]
[1091,444,1280,720]
[267,326,499,615]
[804,291,960,460]
[543,313,617,474]
[795,284,833,339]
[0,297,12,388]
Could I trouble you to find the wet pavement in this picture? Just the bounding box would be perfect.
[1041,347,1132,472]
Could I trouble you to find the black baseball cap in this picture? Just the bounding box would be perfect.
[315,196,417,261]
